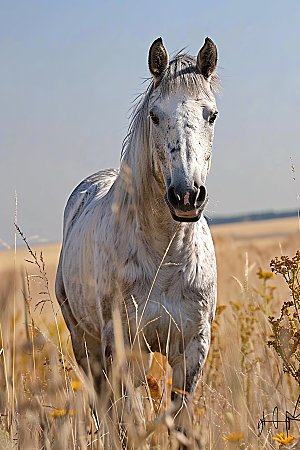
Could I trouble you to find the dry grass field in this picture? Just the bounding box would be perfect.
[0,216,299,449]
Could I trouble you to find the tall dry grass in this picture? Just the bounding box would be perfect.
[0,223,299,449]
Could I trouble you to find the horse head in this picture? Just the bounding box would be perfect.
[148,37,218,222]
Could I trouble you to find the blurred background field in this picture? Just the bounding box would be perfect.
[0,216,299,449]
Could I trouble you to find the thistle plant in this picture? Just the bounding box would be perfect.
[268,250,300,385]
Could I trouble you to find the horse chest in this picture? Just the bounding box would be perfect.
[124,254,216,350]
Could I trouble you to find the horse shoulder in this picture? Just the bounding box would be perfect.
[58,170,119,333]
[62,169,118,243]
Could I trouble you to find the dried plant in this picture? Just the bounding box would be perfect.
[268,251,300,385]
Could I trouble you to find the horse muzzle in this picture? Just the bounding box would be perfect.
[165,184,208,222]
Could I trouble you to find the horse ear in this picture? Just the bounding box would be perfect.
[148,37,169,85]
[197,37,217,79]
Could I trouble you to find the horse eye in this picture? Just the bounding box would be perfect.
[209,111,218,125]
[149,111,159,125]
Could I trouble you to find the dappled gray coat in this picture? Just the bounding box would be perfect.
[56,37,218,410]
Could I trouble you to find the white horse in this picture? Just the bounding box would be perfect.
[56,37,218,420]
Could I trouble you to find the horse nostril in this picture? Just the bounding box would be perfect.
[168,186,180,207]
[197,185,207,204]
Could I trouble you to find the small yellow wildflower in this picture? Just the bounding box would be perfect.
[195,407,204,416]
[50,409,74,418]
[216,305,227,314]
[71,379,81,391]
[50,409,67,418]
[272,433,295,446]
[223,432,245,442]
[257,267,274,280]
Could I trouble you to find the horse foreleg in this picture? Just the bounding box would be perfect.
[170,324,211,445]
[56,276,104,385]
[56,271,107,434]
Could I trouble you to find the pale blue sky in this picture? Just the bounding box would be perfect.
[1,1,300,246]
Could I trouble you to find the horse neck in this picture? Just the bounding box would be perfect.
[115,144,199,260]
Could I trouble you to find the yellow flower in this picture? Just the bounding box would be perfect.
[50,409,67,418]
[216,305,227,315]
[50,409,74,418]
[257,268,274,280]
[272,433,295,445]
[71,379,81,391]
[223,432,245,442]
[195,407,204,416]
